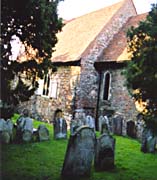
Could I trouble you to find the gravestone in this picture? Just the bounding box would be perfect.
[0,119,13,144]
[16,116,26,141]
[112,114,123,135]
[54,117,67,139]
[37,124,49,141]
[99,115,110,134]
[85,115,95,130]
[22,117,33,142]
[70,109,86,134]
[61,126,96,179]
[141,128,156,153]
[136,120,145,141]
[127,120,136,138]
[94,133,115,171]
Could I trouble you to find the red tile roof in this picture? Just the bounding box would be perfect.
[101,13,147,62]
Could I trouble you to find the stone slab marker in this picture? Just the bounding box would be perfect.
[54,118,67,139]
[141,128,157,153]
[37,124,49,141]
[94,133,115,171]
[127,120,136,138]
[112,115,123,135]
[61,126,96,179]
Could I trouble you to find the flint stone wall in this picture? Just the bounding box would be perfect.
[76,0,137,112]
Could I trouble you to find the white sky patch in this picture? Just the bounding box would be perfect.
[58,0,157,20]
[9,35,25,61]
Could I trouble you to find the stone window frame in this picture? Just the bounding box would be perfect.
[101,71,112,101]
[35,73,59,99]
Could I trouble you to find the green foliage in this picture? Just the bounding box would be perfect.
[0,0,63,118]
[124,4,157,130]
[2,118,157,180]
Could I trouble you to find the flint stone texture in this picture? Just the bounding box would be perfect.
[112,115,123,135]
[54,118,67,139]
[61,126,96,179]
[94,133,115,171]
[37,124,49,141]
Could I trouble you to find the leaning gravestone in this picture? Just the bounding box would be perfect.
[94,133,115,171]
[54,117,67,139]
[37,124,49,141]
[61,126,96,179]
[112,115,123,135]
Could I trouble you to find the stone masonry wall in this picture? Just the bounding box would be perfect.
[17,66,80,122]
[76,0,137,117]
[98,68,138,117]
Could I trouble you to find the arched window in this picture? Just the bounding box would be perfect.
[103,72,110,100]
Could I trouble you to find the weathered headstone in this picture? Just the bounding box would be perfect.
[61,126,96,179]
[54,117,67,139]
[16,111,33,143]
[136,120,145,141]
[127,120,136,138]
[112,114,123,135]
[16,116,26,141]
[0,119,13,144]
[37,124,49,141]
[141,128,156,153]
[99,115,110,134]
[94,133,115,171]
[85,115,95,130]
[22,117,33,142]
[70,109,86,134]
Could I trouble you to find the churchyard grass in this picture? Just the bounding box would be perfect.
[1,114,157,180]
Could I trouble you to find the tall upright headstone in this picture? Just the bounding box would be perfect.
[61,126,96,179]
[85,115,95,130]
[98,115,110,134]
[70,109,86,135]
[112,114,123,135]
[53,110,67,139]
[127,120,136,138]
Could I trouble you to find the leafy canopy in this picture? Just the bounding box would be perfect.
[125,4,157,131]
[0,0,63,118]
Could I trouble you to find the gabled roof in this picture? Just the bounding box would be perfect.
[51,1,124,62]
[101,13,147,62]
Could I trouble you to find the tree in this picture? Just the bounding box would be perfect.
[0,0,63,119]
[124,4,157,133]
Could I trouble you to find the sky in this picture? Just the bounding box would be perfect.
[58,0,157,20]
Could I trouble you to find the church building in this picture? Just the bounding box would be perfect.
[18,0,147,129]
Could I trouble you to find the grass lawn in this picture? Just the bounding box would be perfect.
[1,114,157,180]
